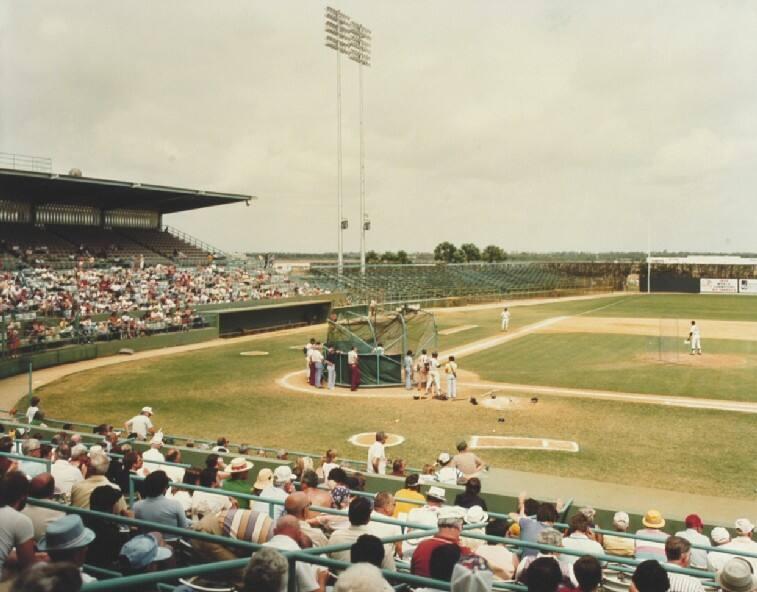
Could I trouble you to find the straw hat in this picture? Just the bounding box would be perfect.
[228,458,254,473]
[253,468,273,489]
[642,509,665,529]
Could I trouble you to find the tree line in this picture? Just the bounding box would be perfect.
[433,242,507,263]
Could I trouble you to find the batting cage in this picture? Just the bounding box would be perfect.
[326,307,438,387]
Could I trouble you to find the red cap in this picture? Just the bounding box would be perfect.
[685,514,703,528]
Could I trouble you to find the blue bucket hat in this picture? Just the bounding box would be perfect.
[37,514,96,551]
[119,534,172,570]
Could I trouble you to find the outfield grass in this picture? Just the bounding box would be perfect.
[586,294,757,321]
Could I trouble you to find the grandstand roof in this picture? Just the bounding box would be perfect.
[0,168,253,214]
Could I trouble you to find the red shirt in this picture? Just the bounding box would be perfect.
[411,536,471,577]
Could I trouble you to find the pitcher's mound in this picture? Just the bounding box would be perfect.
[348,432,405,447]
[240,351,269,357]
[469,435,579,452]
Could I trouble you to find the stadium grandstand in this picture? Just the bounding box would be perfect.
[0,409,755,591]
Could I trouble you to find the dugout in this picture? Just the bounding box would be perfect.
[215,299,332,337]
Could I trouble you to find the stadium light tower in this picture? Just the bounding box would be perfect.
[348,21,371,275]
[325,7,352,276]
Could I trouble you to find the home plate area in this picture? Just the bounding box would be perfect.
[348,432,405,447]
[468,435,579,452]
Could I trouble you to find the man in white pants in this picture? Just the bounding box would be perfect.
[689,321,702,355]
[500,307,510,331]
[426,352,441,397]
[445,356,458,400]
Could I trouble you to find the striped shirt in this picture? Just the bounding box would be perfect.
[665,565,705,592]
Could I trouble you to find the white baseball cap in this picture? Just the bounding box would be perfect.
[734,518,754,534]
[711,527,731,544]
[613,511,630,528]
[437,452,452,465]
[427,486,447,502]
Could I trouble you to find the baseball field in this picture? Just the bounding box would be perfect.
[27,293,757,499]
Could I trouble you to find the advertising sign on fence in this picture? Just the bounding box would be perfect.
[738,279,757,294]
[700,278,738,294]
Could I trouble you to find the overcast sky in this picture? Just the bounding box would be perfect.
[3,1,757,254]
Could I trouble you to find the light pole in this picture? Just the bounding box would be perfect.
[325,7,352,276]
[348,22,371,275]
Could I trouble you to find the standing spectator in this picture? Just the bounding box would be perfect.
[675,514,710,571]
[311,342,324,388]
[454,477,488,510]
[561,513,604,566]
[0,471,35,580]
[257,466,295,522]
[124,407,155,441]
[603,512,635,558]
[50,443,84,498]
[635,510,669,562]
[394,473,426,518]
[37,514,96,584]
[664,536,705,592]
[631,560,670,592]
[453,441,486,481]
[404,350,414,390]
[367,432,387,475]
[707,527,733,572]
[71,452,129,516]
[22,474,65,541]
[133,471,188,539]
[325,344,338,390]
[348,345,360,391]
[221,458,254,509]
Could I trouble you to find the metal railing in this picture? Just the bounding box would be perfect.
[0,152,52,173]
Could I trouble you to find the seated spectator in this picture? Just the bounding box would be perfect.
[525,556,564,592]
[221,458,254,509]
[631,559,670,592]
[451,554,495,592]
[265,515,327,592]
[453,441,485,480]
[562,513,603,566]
[166,467,199,517]
[284,491,328,547]
[515,528,575,586]
[252,467,273,496]
[573,555,603,592]
[25,396,41,425]
[300,469,332,517]
[0,436,18,477]
[317,449,340,483]
[20,438,46,479]
[142,433,166,473]
[329,496,394,570]
[390,458,407,477]
[82,485,130,569]
[190,468,232,521]
[22,473,65,541]
[675,514,710,570]
[257,466,295,522]
[367,492,402,567]
[461,506,489,552]
[38,514,96,584]
[0,471,35,580]
[51,443,84,497]
[117,533,173,592]
[394,473,426,518]
[162,448,185,485]
[716,557,757,592]
[454,477,488,510]
[241,547,289,592]
[204,453,230,482]
[635,510,669,562]
[70,452,130,516]
[9,562,83,592]
[334,562,393,592]
[212,437,230,454]
[293,456,314,481]
[404,485,448,556]
[350,533,386,569]
[707,527,733,572]
[521,500,560,559]
[664,536,705,592]
[475,518,518,580]
[714,520,757,572]
[436,452,464,485]
[603,512,635,558]
[411,505,470,578]
[133,470,188,540]
[416,544,464,592]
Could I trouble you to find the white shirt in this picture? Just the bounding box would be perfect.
[561,532,604,565]
[501,310,510,320]
[714,537,757,572]
[25,406,39,423]
[674,529,710,570]
[310,349,324,364]
[126,414,153,439]
[163,464,186,485]
[256,485,288,521]
[436,466,463,485]
[665,564,705,592]
[348,350,359,365]
[142,447,166,473]
[190,489,232,520]
[51,459,84,496]
[368,511,401,570]
[690,325,700,338]
[367,441,386,474]
[266,534,319,592]
[0,506,34,581]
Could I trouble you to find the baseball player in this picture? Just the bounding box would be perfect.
[500,307,510,331]
[444,355,458,400]
[426,352,442,397]
[688,320,702,355]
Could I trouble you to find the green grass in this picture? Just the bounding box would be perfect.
[585,294,757,321]
[463,333,757,401]
[26,293,757,500]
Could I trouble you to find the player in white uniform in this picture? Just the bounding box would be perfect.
[689,321,702,355]
[500,307,510,331]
